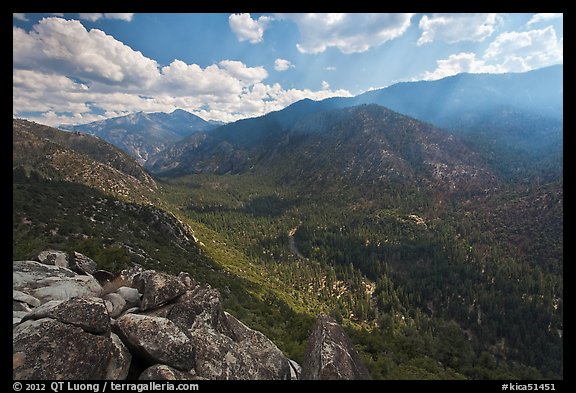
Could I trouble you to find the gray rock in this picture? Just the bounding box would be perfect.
[69,251,97,275]
[119,307,140,317]
[190,324,288,380]
[139,365,199,380]
[141,303,175,318]
[225,312,290,379]
[35,250,69,268]
[13,290,41,308]
[115,286,141,309]
[29,275,102,303]
[13,301,32,312]
[119,265,145,283]
[133,270,187,311]
[13,318,112,379]
[105,333,131,380]
[21,300,63,321]
[300,315,371,380]
[22,297,110,334]
[168,284,235,339]
[103,293,127,318]
[178,272,197,289]
[13,311,28,325]
[114,314,195,371]
[13,260,76,291]
[189,327,249,380]
[288,359,302,380]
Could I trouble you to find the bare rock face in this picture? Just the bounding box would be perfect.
[13,260,76,290]
[105,333,132,380]
[189,326,252,380]
[13,260,102,304]
[133,270,187,311]
[35,250,69,268]
[103,293,127,318]
[23,297,110,334]
[190,313,291,380]
[139,365,199,380]
[31,276,102,303]
[13,318,112,380]
[300,315,371,380]
[167,284,235,338]
[115,286,141,309]
[69,251,97,275]
[113,314,195,371]
[178,272,196,289]
[225,312,291,379]
[13,290,41,308]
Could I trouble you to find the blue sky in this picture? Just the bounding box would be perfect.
[13,13,563,126]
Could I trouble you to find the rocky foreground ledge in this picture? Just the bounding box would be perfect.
[13,250,370,380]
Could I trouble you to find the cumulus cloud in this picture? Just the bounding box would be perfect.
[417,13,500,45]
[13,18,159,87]
[228,13,272,43]
[218,60,268,85]
[527,13,562,26]
[13,16,352,127]
[321,81,330,90]
[13,13,28,21]
[78,13,134,22]
[483,26,563,70]
[420,26,563,80]
[274,58,294,72]
[420,53,498,80]
[278,13,413,54]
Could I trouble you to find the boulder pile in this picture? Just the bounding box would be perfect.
[13,250,370,380]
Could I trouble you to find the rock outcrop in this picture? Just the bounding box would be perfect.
[69,251,98,275]
[300,315,371,380]
[113,314,196,371]
[12,251,295,380]
[13,250,369,380]
[133,270,187,311]
[13,318,112,379]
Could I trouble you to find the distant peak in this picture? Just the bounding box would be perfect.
[171,109,190,115]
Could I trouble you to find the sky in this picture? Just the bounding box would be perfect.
[13,13,563,126]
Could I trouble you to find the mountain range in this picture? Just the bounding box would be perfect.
[146,65,562,182]
[61,109,222,165]
[13,66,563,380]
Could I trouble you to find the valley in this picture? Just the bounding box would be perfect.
[13,67,563,380]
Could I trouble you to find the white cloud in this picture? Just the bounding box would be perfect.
[218,60,268,85]
[13,18,159,87]
[228,13,272,43]
[159,61,243,97]
[527,13,562,26]
[78,13,134,22]
[274,58,294,72]
[278,13,413,54]
[420,26,563,80]
[420,53,499,80]
[484,26,563,70]
[417,13,500,45]
[13,17,353,127]
[325,66,336,71]
[13,13,28,21]
[321,80,330,90]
